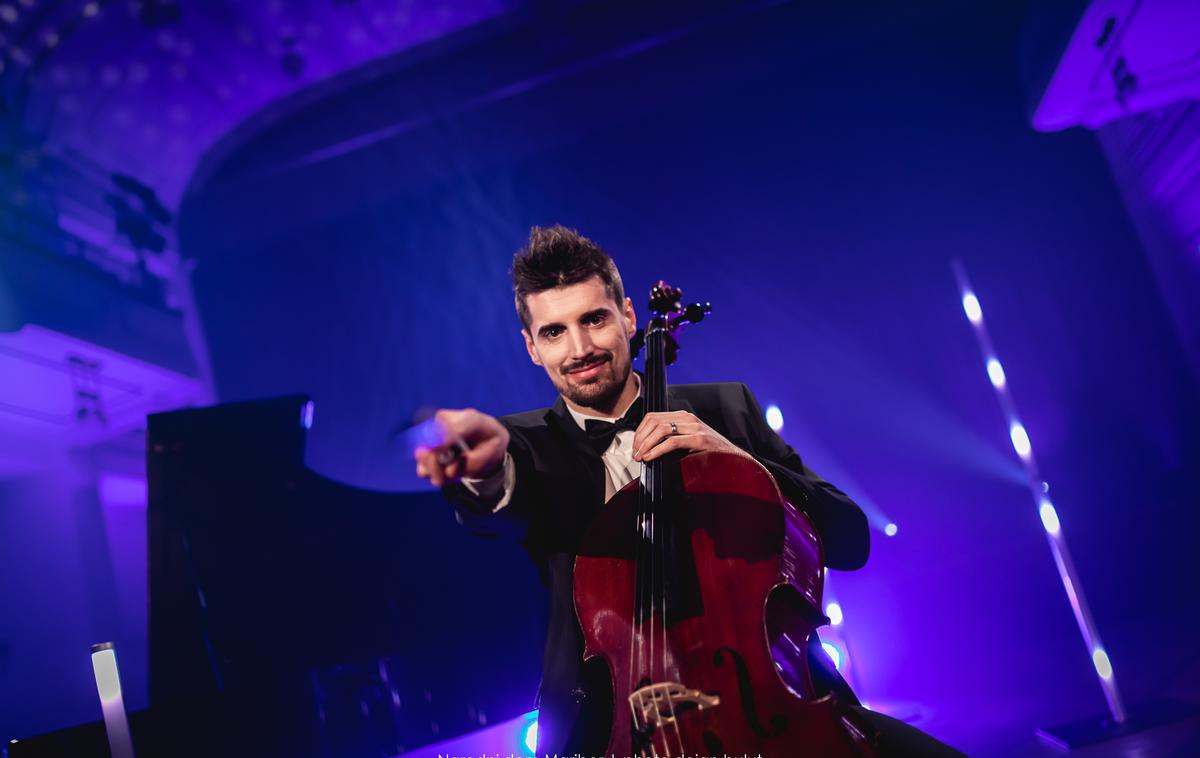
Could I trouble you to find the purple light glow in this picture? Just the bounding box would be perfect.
[395,709,540,758]
[98,475,147,509]
[2,0,514,207]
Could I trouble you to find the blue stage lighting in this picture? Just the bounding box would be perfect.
[765,404,784,431]
[1039,499,1060,535]
[1092,648,1114,681]
[825,601,844,626]
[962,292,983,323]
[955,260,1127,726]
[986,358,1005,388]
[1009,422,1031,458]
[884,522,898,537]
[821,641,842,670]
[522,712,539,753]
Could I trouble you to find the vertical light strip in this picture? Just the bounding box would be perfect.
[952,260,1126,725]
[91,642,138,758]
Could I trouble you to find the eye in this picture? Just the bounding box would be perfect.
[543,327,563,339]
[585,313,606,326]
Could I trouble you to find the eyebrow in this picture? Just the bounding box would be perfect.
[536,308,611,338]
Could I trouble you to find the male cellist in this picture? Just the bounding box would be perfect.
[414,225,964,756]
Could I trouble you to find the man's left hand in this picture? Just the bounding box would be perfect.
[632,411,755,463]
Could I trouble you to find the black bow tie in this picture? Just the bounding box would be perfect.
[583,397,644,455]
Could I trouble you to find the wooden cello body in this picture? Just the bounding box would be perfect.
[573,283,875,758]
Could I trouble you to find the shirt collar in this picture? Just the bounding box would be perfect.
[564,372,642,430]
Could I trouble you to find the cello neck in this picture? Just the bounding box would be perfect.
[641,319,671,495]
[643,322,670,416]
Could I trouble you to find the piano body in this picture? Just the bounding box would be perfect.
[12,395,545,757]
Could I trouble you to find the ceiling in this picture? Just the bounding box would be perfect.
[1031,0,1200,131]
[0,0,515,210]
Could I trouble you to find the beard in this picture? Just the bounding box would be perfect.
[558,354,629,412]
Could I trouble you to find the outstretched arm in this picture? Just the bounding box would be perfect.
[414,409,529,539]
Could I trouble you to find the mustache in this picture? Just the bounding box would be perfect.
[563,354,612,373]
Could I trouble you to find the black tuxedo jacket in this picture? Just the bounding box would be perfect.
[444,382,870,754]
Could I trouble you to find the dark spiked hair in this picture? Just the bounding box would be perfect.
[512,225,625,330]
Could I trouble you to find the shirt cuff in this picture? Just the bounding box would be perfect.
[460,452,516,512]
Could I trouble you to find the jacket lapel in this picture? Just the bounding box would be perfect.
[545,397,607,512]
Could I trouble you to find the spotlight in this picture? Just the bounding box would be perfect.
[825,602,843,626]
[884,522,898,537]
[955,259,1127,730]
[1039,499,1060,535]
[91,643,135,758]
[962,293,982,324]
[821,641,842,671]
[521,712,539,753]
[765,404,784,432]
[1009,422,1031,458]
[986,358,1005,388]
[1092,648,1114,681]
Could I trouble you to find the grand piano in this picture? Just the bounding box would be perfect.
[11,395,545,757]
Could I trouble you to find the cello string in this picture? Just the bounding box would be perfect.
[647,326,670,758]
[654,335,686,758]
[652,323,681,753]
[632,327,655,755]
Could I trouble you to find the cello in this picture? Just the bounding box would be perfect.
[573,282,878,757]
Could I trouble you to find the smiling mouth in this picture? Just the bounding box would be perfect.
[566,358,609,378]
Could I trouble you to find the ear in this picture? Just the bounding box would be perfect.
[522,329,543,366]
[622,296,637,335]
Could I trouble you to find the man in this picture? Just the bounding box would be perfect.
[415,226,963,756]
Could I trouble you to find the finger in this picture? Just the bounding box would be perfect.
[434,439,467,466]
[415,449,433,478]
[633,420,672,460]
[633,412,690,453]
[639,433,703,462]
[631,413,661,451]
[429,462,446,487]
[415,449,447,485]
[433,410,466,446]
[435,409,483,450]
[634,419,699,461]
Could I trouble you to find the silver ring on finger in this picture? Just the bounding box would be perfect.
[670,422,678,435]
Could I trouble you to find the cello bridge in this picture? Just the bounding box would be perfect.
[628,681,720,726]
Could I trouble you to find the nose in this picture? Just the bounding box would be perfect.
[566,326,594,360]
